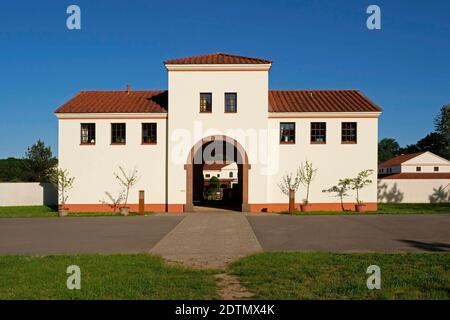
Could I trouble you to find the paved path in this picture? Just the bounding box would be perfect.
[150,212,262,268]
[1,214,449,269]
[248,214,450,253]
[0,216,183,254]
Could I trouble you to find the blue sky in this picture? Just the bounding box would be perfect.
[0,0,449,158]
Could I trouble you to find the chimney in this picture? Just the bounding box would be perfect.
[126,84,131,94]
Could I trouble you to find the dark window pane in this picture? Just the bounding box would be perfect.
[200,93,212,113]
[280,122,295,143]
[341,122,357,143]
[311,122,326,143]
[416,167,421,172]
[142,123,157,144]
[111,123,126,144]
[80,123,95,144]
[225,93,237,113]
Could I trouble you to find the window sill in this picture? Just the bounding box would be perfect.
[110,143,126,146]
[142,142,157,145]
[224,111,237,114]
[199,111,212,114]
[311,141,326,144]
[280,141,295,145]
[80,143,95,146]
[341,141,357,144]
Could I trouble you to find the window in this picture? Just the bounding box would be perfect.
[80,123,95,144]
[205,174,211,178]
[434,167,439,172]
[142,123,157,144]
[342,122,357,143]
[229,172,233,178]
[280,123,295,144]
[225,93,237,113]
[217,174,220,178]
[200,93,212,113]
[111,123,126,144]
[416,166,421,172]
[311,122,326,143]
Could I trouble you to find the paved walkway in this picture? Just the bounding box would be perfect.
[248,214,450,253]
[0,216,183,254]
[1,213,449,269]
[150,212,262,268]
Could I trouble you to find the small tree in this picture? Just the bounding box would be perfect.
[299,161,317,205]
[100,191,125,212]
[50,168,74,209]
[322,178,351,211]
[207,176,220,195]
[114,166,139,208]
[24,140,58,182]
[350,170,374,204]
[278,168,302,214]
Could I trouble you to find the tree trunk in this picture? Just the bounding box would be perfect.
[289,189,295,215]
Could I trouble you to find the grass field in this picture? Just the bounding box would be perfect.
[284,203,450,215]
[0,206,153,218]
[0,254,218,299]
[230,252,450,299]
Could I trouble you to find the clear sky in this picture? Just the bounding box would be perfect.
[0,0,449,158]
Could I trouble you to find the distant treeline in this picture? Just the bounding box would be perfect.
[0,140,57,182]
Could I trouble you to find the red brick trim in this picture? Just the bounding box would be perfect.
[248,202,377,213]
[65,204,184,213]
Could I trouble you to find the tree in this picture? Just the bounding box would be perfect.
[207,176,220,195]
[322,178,352,211]
[50,168,74,209]
[298,161,317,204]
[278,168,302,214]
[378,138,400,163]
[349,170,374,204]
[23,140,57,182]
[399,132,448,159]
[434,104,450,158]
[114,166,139,208]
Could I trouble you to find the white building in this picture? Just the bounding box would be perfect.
[55,53,382,212]
[378,151,450,203]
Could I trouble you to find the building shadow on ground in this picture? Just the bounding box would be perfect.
[397,239,450,252]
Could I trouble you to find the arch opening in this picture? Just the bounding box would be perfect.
[185,136,250,212]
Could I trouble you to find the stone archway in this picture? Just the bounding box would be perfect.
[184,135,250,212]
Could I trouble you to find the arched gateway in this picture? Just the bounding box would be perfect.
[184,135,250,212]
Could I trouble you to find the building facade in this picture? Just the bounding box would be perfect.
[378,151,450,203]
[55,53,382,212]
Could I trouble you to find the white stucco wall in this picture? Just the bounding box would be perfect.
[378,179,450,203]
[401,152,450,173]
[0,183,57,206]
[167,68,270,205]
[267,117,379,204]
[58,116,167,205]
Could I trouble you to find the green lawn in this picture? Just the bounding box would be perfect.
[0,206,154,218]
[0,254,218,299]
[230,252,450,300]
[285,203,450,215]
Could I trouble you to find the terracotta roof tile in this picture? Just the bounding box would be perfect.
[164,53,272,65]
[378,152,425,168]
[55,90,168,113]
[378,173,450,179]
[268,90,382,113]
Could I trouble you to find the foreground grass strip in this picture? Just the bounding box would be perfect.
[230,252,450,299]
[0,254,219,299]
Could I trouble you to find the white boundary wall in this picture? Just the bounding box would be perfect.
[378,179,450,203]
[0,183,57,206]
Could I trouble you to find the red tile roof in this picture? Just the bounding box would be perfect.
[379,173,450,180]
[55,90,168,113]
[55,89,382,114]
[378,152,425,168]
[203,163,233,171]
[268,90,382,113]
[164,53,272,65]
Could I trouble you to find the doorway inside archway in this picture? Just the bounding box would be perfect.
[185,136,249,212]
